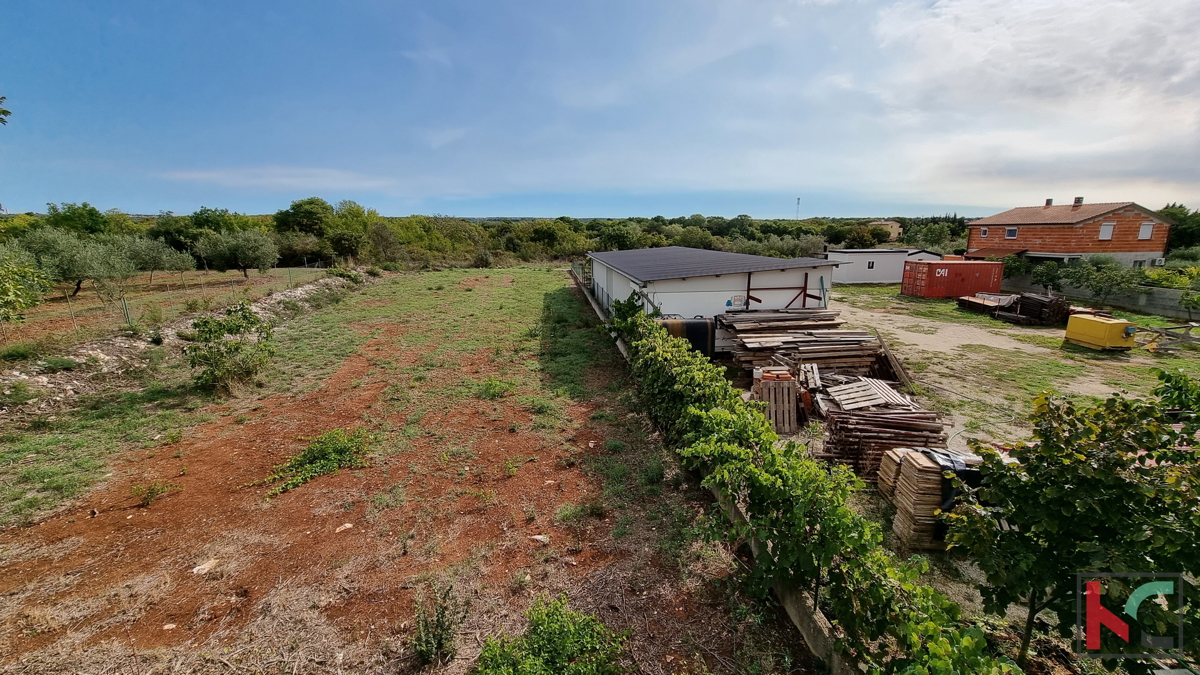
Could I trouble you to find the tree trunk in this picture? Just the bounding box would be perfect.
[1016,589,1040,668]
[72,279,84,296]
[242,268,249,279]
[149,270,155,284]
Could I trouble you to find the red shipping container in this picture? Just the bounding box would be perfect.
[901,260,1004,299]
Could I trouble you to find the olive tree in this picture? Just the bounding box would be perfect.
[195,230,279,278]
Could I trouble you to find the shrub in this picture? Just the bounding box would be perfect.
[326,267,364,284]
[183,301,276,392]
[130,480,181,507]
[365,266,382,277]
[414,582,467,665]
[258,428,373,495]
[476,594,626,675]
[380,262,402,272]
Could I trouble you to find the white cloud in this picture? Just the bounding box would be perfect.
[863,0,1200,204]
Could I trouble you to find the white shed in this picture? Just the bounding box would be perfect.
[587,247,839,351]
[825,248,941,284]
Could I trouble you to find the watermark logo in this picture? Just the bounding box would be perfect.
[1076,573,1184,659]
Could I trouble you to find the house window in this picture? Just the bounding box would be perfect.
[1099,222,1115,240]
[1005,228,1018,239]
[1139,223,1154,240]
[1133,260,1146,268]
[980,227,989,238]
[867,261,875,270]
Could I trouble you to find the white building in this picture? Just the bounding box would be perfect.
[825,248,941,284]
[587,247,839,352]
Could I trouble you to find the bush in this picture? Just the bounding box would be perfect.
[476,595,626,675]
[183,301,276,392]
[365,266,382,277]
[414,582,467,666]
[258,428,373,495]
[380,262,402,272]
[326,267,364,284]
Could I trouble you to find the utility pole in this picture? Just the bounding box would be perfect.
[795,198,801,220]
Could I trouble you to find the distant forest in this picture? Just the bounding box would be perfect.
[1,198,1197,273]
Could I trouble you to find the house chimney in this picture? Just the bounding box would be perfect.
[1045,198,1053,207]
[1073,196,1084,207]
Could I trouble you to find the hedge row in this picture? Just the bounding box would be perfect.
[606,298,1017,674]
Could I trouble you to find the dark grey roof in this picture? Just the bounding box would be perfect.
[587,246,836,283]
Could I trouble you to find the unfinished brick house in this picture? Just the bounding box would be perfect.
[964,198,1171,267]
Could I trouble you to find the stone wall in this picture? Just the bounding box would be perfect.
[1002,275,1196,321]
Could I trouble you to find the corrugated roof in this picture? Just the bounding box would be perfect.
[972,202,1134,225]
[588,246,835,283]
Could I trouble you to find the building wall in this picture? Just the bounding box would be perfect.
[1001,275,1195,321]
[966,206,1170,264]
[590,259,638,311]
[645,266,835,318]
[827,250,940,284]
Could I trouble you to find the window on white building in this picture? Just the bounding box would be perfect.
[1099,223,1115,240]
[1133,260,1146,268]
[867,261,875,270]
[1139,223,1154,240]
[1005,228,1018,239]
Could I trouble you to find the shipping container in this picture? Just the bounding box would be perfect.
[901,260,1004,299]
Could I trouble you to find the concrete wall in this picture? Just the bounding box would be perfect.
[1002,275,1196,320]
[828,250,939,284]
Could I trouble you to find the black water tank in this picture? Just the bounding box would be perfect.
[657,318,716,357]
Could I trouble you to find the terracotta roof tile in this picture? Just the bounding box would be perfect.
[973,202,1134,226]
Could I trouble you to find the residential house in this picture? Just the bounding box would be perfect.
[867,220,903,241]
[964,198,1171,267]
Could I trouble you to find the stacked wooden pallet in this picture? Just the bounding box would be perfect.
[958,292,1070,326]
[997,293,1070,326]
[824,410,946,477]
[891,451,947,550]
[876,447,914,501]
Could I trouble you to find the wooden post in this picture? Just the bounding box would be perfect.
[63,290,79,332]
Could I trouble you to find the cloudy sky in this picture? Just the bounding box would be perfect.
[2,0,1198,218]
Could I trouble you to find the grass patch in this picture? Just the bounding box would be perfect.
[258,428,373,496]
[477,377,514,400]
[476,595,626,675]
[958,344,1088,403]
[130,480,181,507]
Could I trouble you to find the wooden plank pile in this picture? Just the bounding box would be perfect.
[891,451,947,550]
[824,409,947,477]
[996,293,1070,326]
[877,447,914,500]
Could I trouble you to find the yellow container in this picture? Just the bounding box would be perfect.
[1065,314,1137,350]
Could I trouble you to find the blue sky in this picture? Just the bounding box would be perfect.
[2,0,1197,218]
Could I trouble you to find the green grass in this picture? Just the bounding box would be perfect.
[957,344,1088,402]
[0,376,206,525]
